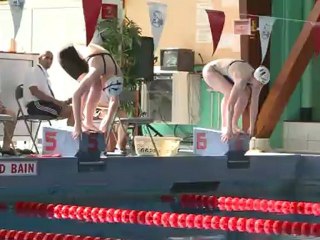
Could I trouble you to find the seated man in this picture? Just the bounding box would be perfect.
[0,73,17,156]
[24,51,74,126]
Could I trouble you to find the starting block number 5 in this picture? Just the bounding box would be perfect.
[44,131,99,152]
[87,135,98,151]
[45,131,57,152]
[196,132,207,150]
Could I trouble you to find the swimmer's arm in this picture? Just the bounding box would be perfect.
[227,81,246,132]
[249,85,263,135]
[72,68,99,129]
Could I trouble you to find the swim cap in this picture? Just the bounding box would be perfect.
[253,66,270,85]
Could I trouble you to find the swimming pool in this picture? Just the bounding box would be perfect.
[1,179,320,240]
[0,154,320,239]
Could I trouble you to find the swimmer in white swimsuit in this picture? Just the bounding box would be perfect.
[58,43,123,139]
[202,58,270,142]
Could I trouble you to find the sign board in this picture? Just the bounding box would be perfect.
[0,161,37,176]
[42,126,105,157]
[234,19,251,35]
[42,126,79,157]
[101,3,118,19]
[193,127,250,156]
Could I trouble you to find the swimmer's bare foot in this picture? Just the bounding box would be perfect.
[233,126,244,135]
[82,123,99,132]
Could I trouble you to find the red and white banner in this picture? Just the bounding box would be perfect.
[206,10,225,55]
[9,0,25,39]
[234,19,251,35]
[148,1,167,51]
[258,16,276,64]
[82,0,102,45]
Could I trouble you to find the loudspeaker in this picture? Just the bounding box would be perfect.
[131,36,154,81]
[300,107,313,122]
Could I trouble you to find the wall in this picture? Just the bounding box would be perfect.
[125,0,241,65]
[0,0,123,101]
[0,0,86,102]
[126,0,241,138]
[270,0,320,149]
[0,0,123,140]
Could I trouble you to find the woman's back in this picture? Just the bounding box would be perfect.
[73,43,108,59]
[206,58,254,82]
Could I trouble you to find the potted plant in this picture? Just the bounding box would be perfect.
[97,17,143,116]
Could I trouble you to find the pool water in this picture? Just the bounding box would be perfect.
[0,180,320,240]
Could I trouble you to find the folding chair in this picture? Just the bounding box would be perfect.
[97,89,163,156]
[114,90,163,156]
[116,116,162,156]
[15,84,56,153]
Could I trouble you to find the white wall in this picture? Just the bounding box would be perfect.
[0,0,85,102]
[0,0,123,101]
[0,0,123,141]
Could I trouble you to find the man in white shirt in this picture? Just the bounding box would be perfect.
[24,51,74,126]
[0,72,17,156]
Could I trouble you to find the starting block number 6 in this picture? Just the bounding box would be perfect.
[196,132,207,150]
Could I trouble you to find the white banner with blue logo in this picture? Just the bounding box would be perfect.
[259,16,276,64]
[147,1,167,51]
[9,0,25,39]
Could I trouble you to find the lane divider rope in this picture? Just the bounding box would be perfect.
[160,194,320,216]
[14,201,320,237]
[0,229,120,240]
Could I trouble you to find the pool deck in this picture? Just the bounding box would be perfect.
[0,152,320,199]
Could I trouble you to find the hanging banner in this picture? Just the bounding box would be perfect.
[82,0,102,45]
[313,24,320,56]
[90,29,103,45]
[206,10,225,55]
[234,19,251,35]
[147,1,167,51]
[258,16,276,64]
[9,0,25,39]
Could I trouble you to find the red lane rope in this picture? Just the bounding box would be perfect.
[14,201,320,237]
[0,229,119,240]
[160,194,320,216]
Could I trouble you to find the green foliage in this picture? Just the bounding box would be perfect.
[97,17,142,91]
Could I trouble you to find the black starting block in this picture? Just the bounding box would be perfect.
[76,132,106,172]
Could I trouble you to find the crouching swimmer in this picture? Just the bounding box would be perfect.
[58,43,123,140]
[202,58,270,142]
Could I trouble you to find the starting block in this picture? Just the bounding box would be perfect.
[42,126,105,158]
[193,127,250,157]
